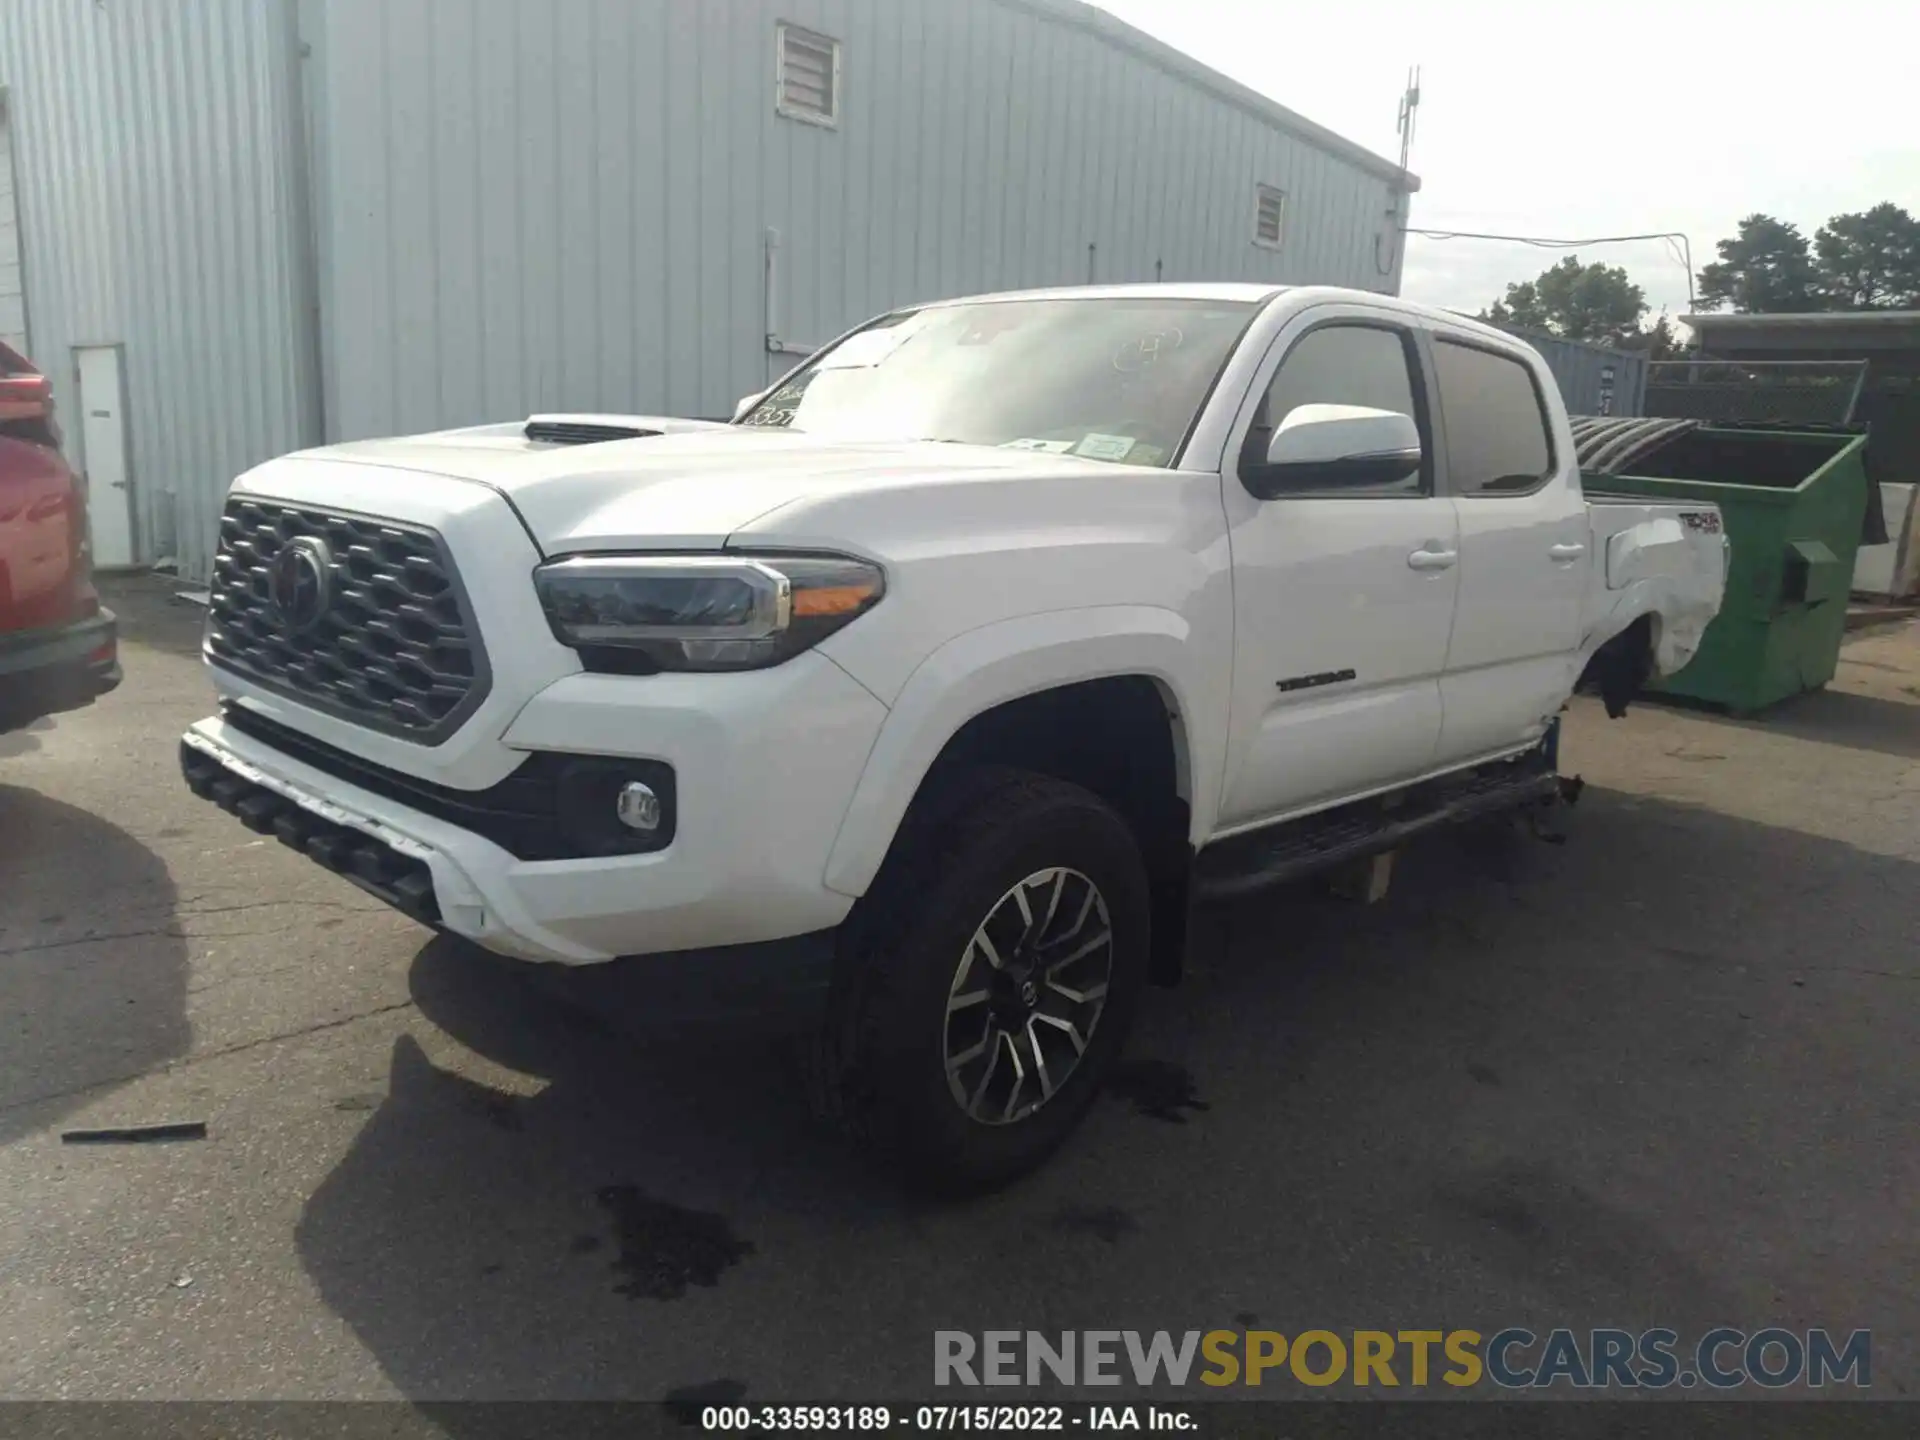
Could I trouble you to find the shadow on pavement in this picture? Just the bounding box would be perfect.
[1724,687,1920,761]
[295,789,1919,1402]
[1646,684,1920,762]
[0,786,191,1145]
[295,936,901,1400]
[0,716,53,760]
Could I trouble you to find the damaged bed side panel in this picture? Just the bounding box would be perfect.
[1584,499,1729,678]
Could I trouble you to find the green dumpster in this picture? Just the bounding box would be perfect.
[1574,419,1873,713]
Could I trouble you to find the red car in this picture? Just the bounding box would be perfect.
[0,342,118,734]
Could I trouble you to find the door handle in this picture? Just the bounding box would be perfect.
[1549,542,1586,561]
[1407,546,1457,572]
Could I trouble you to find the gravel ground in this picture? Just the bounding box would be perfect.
[1,576,1915,1404]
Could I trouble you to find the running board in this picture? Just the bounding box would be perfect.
[1193,761,1562,904]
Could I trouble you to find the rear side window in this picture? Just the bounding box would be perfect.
[1432,340,1556,495]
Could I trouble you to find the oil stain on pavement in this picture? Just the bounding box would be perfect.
[596,1185,755,1300]
[1106,1058,1209,1123]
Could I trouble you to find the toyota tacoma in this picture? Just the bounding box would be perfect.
[180,285,1726,1189]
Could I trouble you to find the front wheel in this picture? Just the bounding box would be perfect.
[818,769,1152,1193]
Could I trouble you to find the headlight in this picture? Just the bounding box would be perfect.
[534,553,886,672]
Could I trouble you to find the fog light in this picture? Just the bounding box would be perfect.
[616,781,661,832]
[555,760,675,855]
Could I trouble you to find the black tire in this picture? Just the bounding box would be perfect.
[815,766,1151,1194]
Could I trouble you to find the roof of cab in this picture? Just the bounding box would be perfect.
[910,286,1531,354]
[920,282,1290,308]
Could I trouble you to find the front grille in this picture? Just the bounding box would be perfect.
[206,497,490,743]
[181,742,440,925]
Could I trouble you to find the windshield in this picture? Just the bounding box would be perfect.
[738,297,1258,468]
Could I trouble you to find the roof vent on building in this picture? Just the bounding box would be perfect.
[777,22,840,126]
[524,419,660,446]
[1254,185,1287,249]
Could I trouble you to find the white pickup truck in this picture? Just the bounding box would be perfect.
[181,284,1726,1189]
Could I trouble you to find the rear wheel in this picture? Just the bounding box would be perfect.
[818,769,1151,1193]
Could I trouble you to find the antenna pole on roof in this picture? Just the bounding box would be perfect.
[1396,66,1421,178]
[1377,67,1421,277]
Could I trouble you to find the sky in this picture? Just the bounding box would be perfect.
[1092,0,1918,327]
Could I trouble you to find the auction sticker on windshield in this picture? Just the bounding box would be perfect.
[1074,434,1138,462]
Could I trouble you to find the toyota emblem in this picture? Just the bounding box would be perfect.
[267,537,334,632]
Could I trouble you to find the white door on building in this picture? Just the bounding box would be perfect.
[74,345,136,568]
[0,97,30,357]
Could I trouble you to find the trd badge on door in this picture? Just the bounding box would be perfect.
[1275,668,1357,694]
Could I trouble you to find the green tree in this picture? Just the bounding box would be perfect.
[1482,281,1552,333]
[1696,214,1821,313]
[1813,202,1920,309]
[1615,311,1686,360]
[1480,256,1648,346]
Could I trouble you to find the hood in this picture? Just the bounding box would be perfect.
[278,416,1140,554]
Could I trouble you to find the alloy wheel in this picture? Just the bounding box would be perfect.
[942,866,1114,1125]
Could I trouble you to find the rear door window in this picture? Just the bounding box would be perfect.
[1432,340,1556,495]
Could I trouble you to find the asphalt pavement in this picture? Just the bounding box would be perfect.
[2,576,1915,1403]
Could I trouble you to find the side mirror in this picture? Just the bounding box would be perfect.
[1245,404,1422,498]
[731,391,766,423]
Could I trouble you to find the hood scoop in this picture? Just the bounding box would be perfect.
[521,412,736,447]
[525,417,661,447]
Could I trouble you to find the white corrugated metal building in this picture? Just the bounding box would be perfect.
[0,0,1418,581]
[0,91,29,357]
